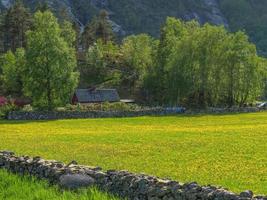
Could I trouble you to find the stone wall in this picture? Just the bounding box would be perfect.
[7,107,266,120]
[7,108,185,120]
[0,151,266,200]
[186,107,263,114]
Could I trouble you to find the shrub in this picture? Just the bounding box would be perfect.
[102,102,133,111]
[64,102,141,112]
[0,103,19,119]
[22,105,34,112]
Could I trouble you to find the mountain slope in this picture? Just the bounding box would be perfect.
[1,0,267,55]
[0,0,228,34]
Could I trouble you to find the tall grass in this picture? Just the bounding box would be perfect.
[0,170,119,200]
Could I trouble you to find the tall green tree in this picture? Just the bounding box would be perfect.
[120,34,157,98]
[35,1,50,12]
[82,40,121,87]
[23,11,79,110]
[146,17,266,107]
[148,18,199,104]
[0,48,25,96]
[220,31,266,106]
[1,0,32,52]
[0,13,4,53]
[61,20,77,48]
[82,10,115,50]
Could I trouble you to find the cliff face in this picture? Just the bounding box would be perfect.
[104,0,228,35]
[202,0,228,26]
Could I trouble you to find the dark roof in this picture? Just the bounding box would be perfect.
[74,89,120,103]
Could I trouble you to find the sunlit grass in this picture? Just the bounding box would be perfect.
[0,170,119,200]
[0,112,267,194]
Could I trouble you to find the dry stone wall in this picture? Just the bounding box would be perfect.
[7,107,266,120]
[7,108,185,120]
[0,151,266,200]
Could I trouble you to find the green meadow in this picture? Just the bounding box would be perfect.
[0,170,119,200]
[0,112,267,195]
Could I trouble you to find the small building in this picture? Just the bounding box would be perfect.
[72,89,120,104]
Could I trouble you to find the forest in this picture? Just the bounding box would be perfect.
[0,1,266,110]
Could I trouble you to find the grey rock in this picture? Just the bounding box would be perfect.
[67,160,78,166]
[254,196,267,200]
[59,174,95,190]
[240,190,253,198]
[0,150,14,155]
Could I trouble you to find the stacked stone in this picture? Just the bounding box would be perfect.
[7,106,266,121]
[0,151,266,200]
[7,108,184,120]
[185,107,262,115]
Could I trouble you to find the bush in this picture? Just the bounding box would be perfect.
[64,102,141,112]
[22,104,34,112]
[0,103,19,119]
[101,102,134,111]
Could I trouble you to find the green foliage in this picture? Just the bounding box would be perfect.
[82,34,157,99]
[60,20,77,48]
[82,10,115,50]
[0,170,120,200]
[35,1,50,12]
[145,18,199,104]
[64,102,140,112]
[0,102,19,119]
[69,0,98,25]
[0,2,266,108]
[0,51,16,94]
[21,104,33,112]
[120,34,158,98]
[82,40,121,87]
[101,102,138,111]
[23,11,79,110]
[0,48,25,96]
[146,17,267,107]
[0,0,32,52]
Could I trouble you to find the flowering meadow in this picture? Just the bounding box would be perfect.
[0,113,267,194]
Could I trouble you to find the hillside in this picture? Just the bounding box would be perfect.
[1,0,267,55]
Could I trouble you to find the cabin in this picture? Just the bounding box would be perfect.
[72,89,120,104]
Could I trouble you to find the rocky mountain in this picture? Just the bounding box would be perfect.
[0,0,229,34]
[1,0,267,55]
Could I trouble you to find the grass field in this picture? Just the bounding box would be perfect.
[0,170,119,200]
[0,112,267,195]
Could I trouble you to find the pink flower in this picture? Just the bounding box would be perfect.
[0,96,7,106]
